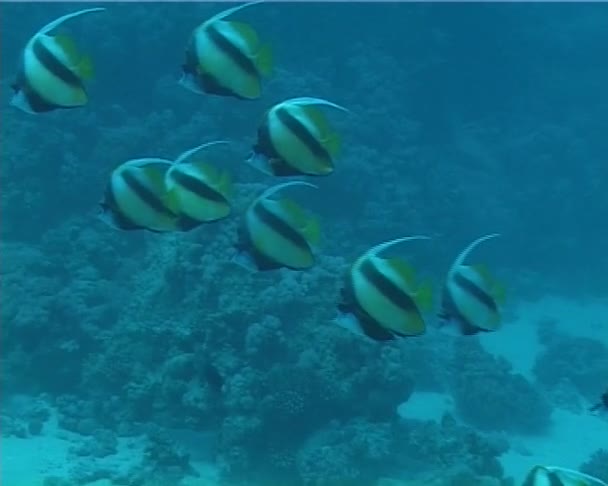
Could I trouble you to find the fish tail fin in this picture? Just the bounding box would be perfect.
[77,54,94,80]
[415,281,434,312]
[255,43,273,77]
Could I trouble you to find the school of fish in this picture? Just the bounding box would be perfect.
[9,4,606,485]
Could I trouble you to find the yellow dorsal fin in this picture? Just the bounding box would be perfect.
[414,281,434,312]
[54,34,79,61]
[193,160,219,182]
[385,258,417,289]
[301,106,340,156]
[471,263,493,284]
[54,34,94,80]
[302,105,331,135]
[227,20,260,48]
[277,198,320,245]
[278,198,308,226]
[255,43,273,77]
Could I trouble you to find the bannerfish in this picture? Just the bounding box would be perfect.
[164,141,233,229]
[246,97,348,177]
[233,181,320,271]
[179,0,273,100]
[98,158,180,233]
[522,465,607,486]
[438,233,505,335]
[10,7,104,114]
[335,236,433,341]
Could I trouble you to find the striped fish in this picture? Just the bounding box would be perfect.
[179,1,273,100]
[247,97,348,177]
[99,158,180,233]
[233,181,320,271]
[439,233,504,335]
[336,236,433,342]
[10,8,104,114]
[522,465,607,486]
[164,141,233,229]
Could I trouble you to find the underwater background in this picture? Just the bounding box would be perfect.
[1,1,607,485]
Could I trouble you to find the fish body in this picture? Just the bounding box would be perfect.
[439,234,504,335]
[233,181,319,272]
[180,1,272,100]
[164,141,233,229]
[335,236,432,342]
[247,97,348,177]
[99,158,179,233]
[10,8,103,114]
[522,465,607,486]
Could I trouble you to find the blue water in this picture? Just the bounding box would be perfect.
[1,2,607,485]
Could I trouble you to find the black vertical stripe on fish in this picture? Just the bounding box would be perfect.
[19,80,57,112]
[237,221,282,271]
[441,284,482,335]
[103,188,142,230]
[339,282,396,341]
[359,259,419,314]
[171,169,226,203]
[122,170,176,218]
[276,107,331,160]
[252,201,310,252]
[32,38,82,88]
[453,271,497,312]
[206,24,259,78]
[255,120,280,158]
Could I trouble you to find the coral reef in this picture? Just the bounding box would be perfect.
[534,322,608,402]
[448,339,552,433]
[579,448,608,484]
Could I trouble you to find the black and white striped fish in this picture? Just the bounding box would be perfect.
[164,141,233,228]
[99,142,234,233]
[10,8,104,114]
[233,181,320,271]
[522,465,607,486]
[99,158,180,233]
[439,233,505,335]
[246,97,348,177]
[336,236,433,341]
[180,1,273,100]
